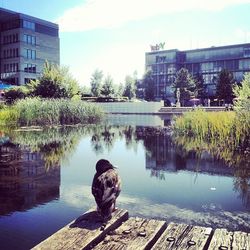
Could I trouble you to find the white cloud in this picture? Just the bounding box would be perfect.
[60,185,250,231]
[57,0,250,32]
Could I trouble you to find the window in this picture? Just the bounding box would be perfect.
[24,64,36,73]
[25,78,36,84]
[23,20,35,30]
[25,49,36,59]
[244,48,250,57]
[31,50,36,59]
[23,34,36,45]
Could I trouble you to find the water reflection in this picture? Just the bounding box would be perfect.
[0,123,249,222]
[173,133,250,209]
[0,141,60,216]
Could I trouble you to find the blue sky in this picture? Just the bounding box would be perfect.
[2,0,250,86]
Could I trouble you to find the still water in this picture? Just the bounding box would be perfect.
[0,115,249,249]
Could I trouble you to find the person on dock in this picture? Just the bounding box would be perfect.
[92,159,121,223]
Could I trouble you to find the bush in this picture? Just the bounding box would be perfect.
[4,87,29,104]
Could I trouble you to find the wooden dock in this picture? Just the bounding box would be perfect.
[33,209,250,250]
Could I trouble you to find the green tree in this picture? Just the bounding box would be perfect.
[173,68,195,106]
[101,75,115,97]
[216,69,234,103]
[193,73,206,99]
[233,72,250,111]
[90,69,103,97]
[143,70,155,101]
[123,75,136,100]
[32,62,80,98]
[115,83,124,97]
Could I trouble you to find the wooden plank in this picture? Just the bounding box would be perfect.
[152,222,212,250]
[208,228,233,250]
[32,208,128,250]
[232,231,250,250]
[93,217,167,250]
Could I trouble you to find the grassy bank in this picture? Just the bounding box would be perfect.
[173,108,250,167]
[0,98,104,126]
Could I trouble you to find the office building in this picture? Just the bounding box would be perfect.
[0,7,59,85]
[145,43,250,101]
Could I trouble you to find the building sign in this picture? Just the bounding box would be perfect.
[150,42,165,52]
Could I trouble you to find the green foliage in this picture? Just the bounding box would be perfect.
[32,62,80,98]
[216,69,234,103]
[123,75,136,100]
[101,75,115,97]
[0,98,104,126]
[173,68,196,105]
[233,72,250,110]
[143,70,155,101]
[90,69,103,97]
[0,106,19,125]
[193,73,206,99]
[115,83,124,97]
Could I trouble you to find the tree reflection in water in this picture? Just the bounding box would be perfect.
[173,132,250,208]
[1,124,249,208]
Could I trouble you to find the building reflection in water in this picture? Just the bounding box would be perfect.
[135,126,249,207]
[136,126,234,176]
[0,141,60,216]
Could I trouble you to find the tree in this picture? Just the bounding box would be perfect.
[123,75,136,100]
[90,69,103,97]
[143,70,155,101]
[115,83,124,97]
[233,72,250,111]
[193,73,206,100]
[32,62,80,98]
[216,69,234,103]
[173,68,195,106]
[101,75,115,97]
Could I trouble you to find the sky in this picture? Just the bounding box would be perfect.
[2,0,250,86]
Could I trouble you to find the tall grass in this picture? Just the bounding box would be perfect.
[173,109,237,141]
[0,97,104,126]
[173,108,250,167]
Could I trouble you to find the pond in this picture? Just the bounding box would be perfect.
[0,115,249,250]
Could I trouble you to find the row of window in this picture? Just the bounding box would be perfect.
[2,33,19,44]
[23,20,35,30]
[3,48,19,59]
[2,48,38,59]
[24,64,36,73]
[3,63,19,73]
[23,34,36,45]
[24,78,36,84]
[25,49,36,59]
[3,63,37,73]
[150,59,250,75]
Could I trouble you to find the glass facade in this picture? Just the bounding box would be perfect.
[0,8,59,85]
[145,43,250,99]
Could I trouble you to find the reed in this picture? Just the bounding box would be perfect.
[173,108,250,168]
[0,97,104,126]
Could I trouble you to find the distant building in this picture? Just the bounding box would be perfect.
[145,43,250,101]
[0,7,60,85]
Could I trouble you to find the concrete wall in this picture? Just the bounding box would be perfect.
[96,101,164,114]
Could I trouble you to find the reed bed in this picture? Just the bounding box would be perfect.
[0,97,104,126]
[173,108,250,167]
